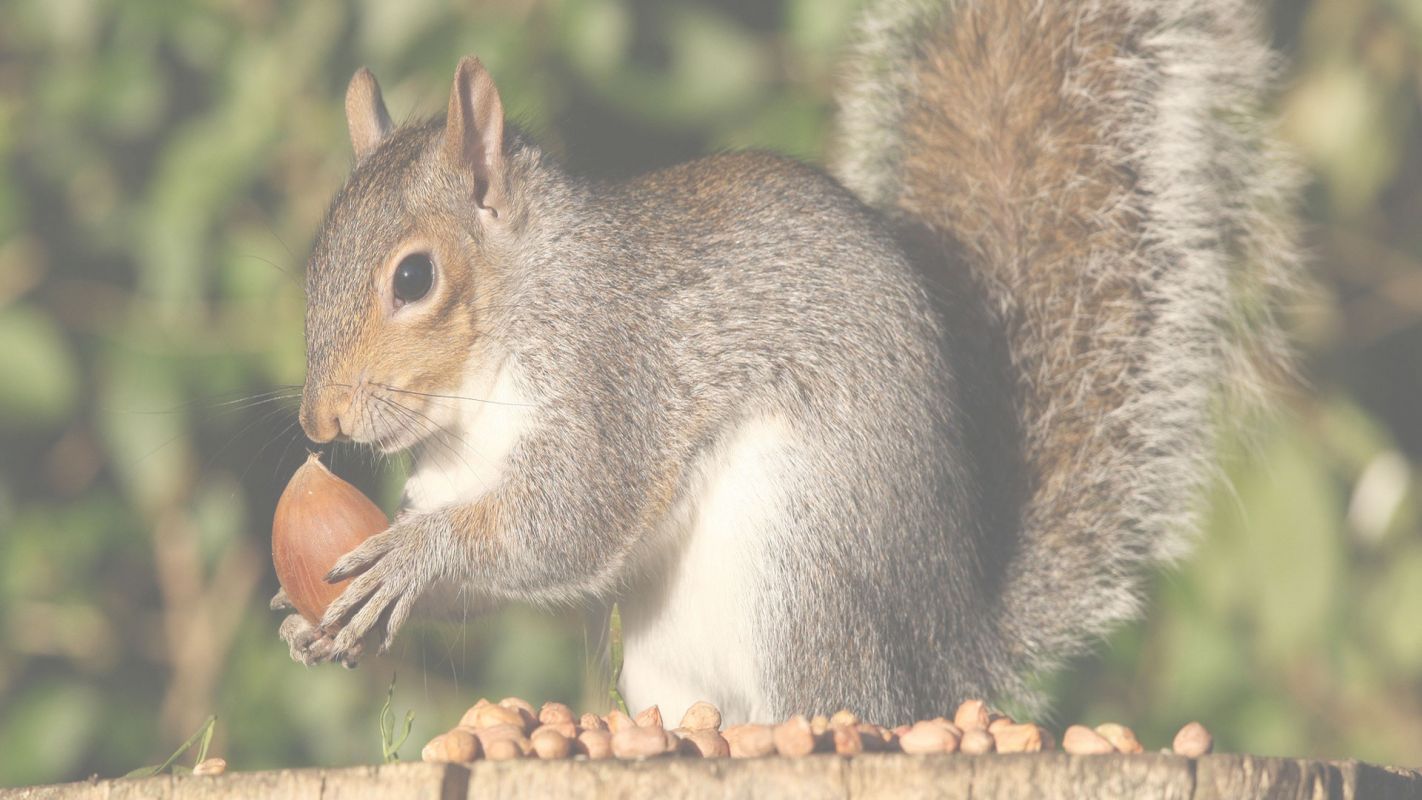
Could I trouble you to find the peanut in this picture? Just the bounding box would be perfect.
[960,728,995,755]
[724,724,776,758]
[539,702,575,726]
[678,701,722,731]
[953,699,990,731]
[635,705,663,729]
[484,738,525,761]
[992,723,1045,754]
[576,729,613,760]
[580,712,608,732]
[605,709,634,734]
[1063,725,1115,755]
[531,726,572,760]
[1096,723,1143,754]
[899,720,960,755]
[192,758,227,777]
[612,724,672,759]
[675,728,731,758]
[773,715,817,758]
[1172,721,1213,758]
[831,725,865,756]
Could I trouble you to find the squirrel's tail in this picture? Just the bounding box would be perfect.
[832,0,1301,706]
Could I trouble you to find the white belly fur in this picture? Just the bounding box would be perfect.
[618,415,793,725]
[402,354,531,514]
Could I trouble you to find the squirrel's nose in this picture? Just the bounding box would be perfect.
[299,386,351,443]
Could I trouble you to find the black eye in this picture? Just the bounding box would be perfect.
[392,253,434,305]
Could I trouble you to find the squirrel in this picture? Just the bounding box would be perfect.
[273,0,1300,724]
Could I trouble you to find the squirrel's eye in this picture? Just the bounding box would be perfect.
[392,253,434,305]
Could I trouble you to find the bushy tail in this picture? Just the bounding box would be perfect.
[832,0,1300,704]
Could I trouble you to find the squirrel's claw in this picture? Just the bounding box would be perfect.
[317,524,431,661]
[278,613,362,667]
[269,588,293,611]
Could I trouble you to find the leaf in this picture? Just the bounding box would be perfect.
[122,715,215,779]
[0,304,79,428]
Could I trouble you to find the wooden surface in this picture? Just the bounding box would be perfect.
[3,754,1420,799]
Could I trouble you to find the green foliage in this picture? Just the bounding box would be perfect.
[123,715,215,778]
[0,0,1420,788]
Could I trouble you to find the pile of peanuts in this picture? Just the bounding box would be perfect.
[421,697,1216,763]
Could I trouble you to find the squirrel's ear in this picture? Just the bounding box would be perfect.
[443,56,506,215]
[345,68,393,160]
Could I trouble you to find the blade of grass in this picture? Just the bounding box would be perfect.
[123,715,217,779]
[609,603,628,715]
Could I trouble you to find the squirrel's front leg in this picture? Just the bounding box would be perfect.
[316,509,461,660]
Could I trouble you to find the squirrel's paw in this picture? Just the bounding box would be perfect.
[278,612,362,668]
[318,523,430,659]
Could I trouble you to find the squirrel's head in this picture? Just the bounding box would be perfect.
[300,57,520,451]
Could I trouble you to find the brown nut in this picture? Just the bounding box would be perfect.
[539,702,575,726]
[612,724,672,759]
[484,738,525,761]
[497,698,537,731]
[462,703,526,731]
[1063,725,1115,755]
[272,453,388,623]
[773,715,817,758]
[899,720,960,755]
[675,729,731,758]
[1095,723,1144,754]
[987,716,1014,734]
[605,709,634,734]
[809,715,830,736]
[576,729,613,760]
[724,724,776,758]
[953,699,990,731]
[192,758,227,777]
[580,712,608,732]
[831,725,865,756]
[531,726,572,760]
[1172,721,1213,758]
[424,730,481,763]
[960,728,995,755]
[538,720,577,738]
[992,722,1045,753]
[678,701,722,732]
[470,723,526,750]
[635,705,663,729]
[829,709,859,728]
[926,717,963,737]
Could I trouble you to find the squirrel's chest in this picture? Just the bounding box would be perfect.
[616,415,794,725]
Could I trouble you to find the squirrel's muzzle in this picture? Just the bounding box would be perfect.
[299,383,353,443]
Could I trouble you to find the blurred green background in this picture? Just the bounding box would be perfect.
[0,0,1419,786]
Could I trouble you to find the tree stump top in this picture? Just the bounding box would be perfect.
[3,753,1420,799]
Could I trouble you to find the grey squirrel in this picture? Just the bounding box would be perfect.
[274,0,1300,723]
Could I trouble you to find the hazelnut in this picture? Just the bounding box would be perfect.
[271,453,387,623]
